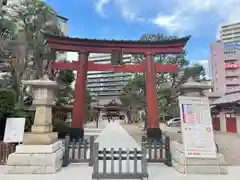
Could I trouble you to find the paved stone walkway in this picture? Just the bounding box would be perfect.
[1,164,240,180]
[1,120,240,179]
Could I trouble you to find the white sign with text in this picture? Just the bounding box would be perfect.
[3,118,26,143]
[179,96,217,158]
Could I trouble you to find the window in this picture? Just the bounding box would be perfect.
[226,75,238,79]
[226,77,238,81]
[225,60,236,63]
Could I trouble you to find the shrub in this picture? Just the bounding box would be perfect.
[53,119,70,139]
[14,109,35,132]
[0,89,16,119]
[0,89,16,140]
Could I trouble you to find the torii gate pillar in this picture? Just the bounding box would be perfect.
[144,53,161,139]
[71,52,88,140]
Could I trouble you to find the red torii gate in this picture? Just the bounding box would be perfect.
[47,35,190,139]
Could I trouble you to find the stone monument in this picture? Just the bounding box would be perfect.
[171,78,228,174]
[6,76,64,174]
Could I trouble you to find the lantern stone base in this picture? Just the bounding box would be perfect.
[23,132,58,145]
[171,141,228,174]
[6,140,63,174]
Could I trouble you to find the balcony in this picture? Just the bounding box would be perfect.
[87,83,125,88]
[224,55,237,61]
[91,91,121,96]
[89,87,122,92]
[226,78,239,85]
[88,78,130,83]
[225,68,240,76]
[87,73,132,79]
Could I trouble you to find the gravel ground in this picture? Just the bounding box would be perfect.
[122,122,240,166]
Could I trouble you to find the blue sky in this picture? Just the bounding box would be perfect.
[45,0,240,64]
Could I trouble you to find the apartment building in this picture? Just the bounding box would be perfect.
[210,41,240,93]
[220,22,240,43]
[87,53,133,104]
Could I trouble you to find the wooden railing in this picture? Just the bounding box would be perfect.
[92,142,148,180]
[0,142,16,165]
[62,136,94,167]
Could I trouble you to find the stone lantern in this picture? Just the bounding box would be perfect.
[6,76,64,174]
[180,77,212,97]
[22,76,60,144]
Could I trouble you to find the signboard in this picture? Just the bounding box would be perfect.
[178,96,217,158]
[3,118,26,143]
[224,41,240,50]
[225,64,240,69]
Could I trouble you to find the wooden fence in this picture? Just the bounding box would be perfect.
[92,142,148,180]
[142,135,172,166]
[63,136,94,167]
[0,142,16,165]
[62,135,172,168]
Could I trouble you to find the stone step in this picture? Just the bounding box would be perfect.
[172,160,228,174]
[171,149,226,165]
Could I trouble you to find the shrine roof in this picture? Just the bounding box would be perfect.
[93,105,130,111]
[211,91,240,105]
[105,100,122,107]
[46,34,191,44]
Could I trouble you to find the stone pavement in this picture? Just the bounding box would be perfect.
[85,120,109,129]
[95,121,140,149]
[1,164,240,180]
[2,120,239,179]
[122,122,240,166]
[214,132,240,166]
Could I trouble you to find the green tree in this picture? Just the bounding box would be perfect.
[85,90,93,122]
[0,12,16,40]
[5,0,62,106]
[56,70,75,106]
[0,11,17,88]
[120,33,206,119]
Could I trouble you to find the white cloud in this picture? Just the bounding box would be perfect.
[94,0,240,35]
[95,0,111,17]
[153,11,184,34]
